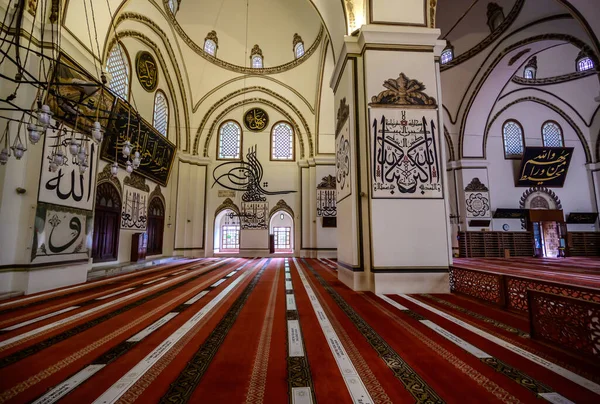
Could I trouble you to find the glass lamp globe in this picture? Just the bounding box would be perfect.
[37,104,52,126]
[53,149,65,165]
[126,160,133,173]
[27,123,41,144]
[12,142,26,160]
[69,138,80,156]
[78,147,87,163]
[0,148,9,165]
[79,161,89,175]
[133,151,141,168]
[92,121,103,142]
[111,162,119,177]
[122,140,132,157]
[49,161,58,172]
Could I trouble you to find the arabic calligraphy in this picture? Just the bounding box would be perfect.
[136,51,159,92]
[517,147,574,187]
[241,202,269,230]
[371,109,442,198]
[336,120,352,203]
[39,131,97,211]
[317,175,337,217]
[102,99,176,186]
[121,185,148,230]
[244,108,269,132]
[212,145,296,203]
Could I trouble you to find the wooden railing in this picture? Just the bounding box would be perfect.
[528,291,600,360]
[458,232,533,258]
[449,266,600,313]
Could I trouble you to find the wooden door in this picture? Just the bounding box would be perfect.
[92,182,121,262]
[147,198,165,256]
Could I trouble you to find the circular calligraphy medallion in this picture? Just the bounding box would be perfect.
[243,108,269,132]
[135,51,159,92]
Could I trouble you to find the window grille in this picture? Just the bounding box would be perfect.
[221,225,240,250]
[153,91,169,137]
[271,122,294,160]
[503,120,524,158]
[441,48,453,64]
[524,67,535,79]
[273,227,291,250]
[106,44,130,100]
[295,42,305,58]
[577,57,595,72]
[218,121,242,159]
[168,0,178,14]
[542,121,563,147]
[204,39,217,56]
[252,55,263,68]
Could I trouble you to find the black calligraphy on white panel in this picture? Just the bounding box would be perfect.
[38,131,98,211]
[241,202,268,230]
[121,185,148,230]
[336,121,352,203]
[371,109,442,199]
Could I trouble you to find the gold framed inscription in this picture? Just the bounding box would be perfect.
[244,108,269,132]
[136,51,159,92]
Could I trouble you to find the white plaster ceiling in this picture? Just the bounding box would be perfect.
[171,0,322,67]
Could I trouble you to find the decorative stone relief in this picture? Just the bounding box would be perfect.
[465,178,491,218]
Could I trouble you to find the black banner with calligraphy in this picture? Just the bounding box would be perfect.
[516,147,574,188]
[101,99,176,186]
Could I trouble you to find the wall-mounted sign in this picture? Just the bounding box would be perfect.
[136,51,159,92]
[243,108,269,132]
[101,99,176,186]
[516,147,574,187]
[317,175,336,217]
[218,190,236,198]
[566,212,598,224]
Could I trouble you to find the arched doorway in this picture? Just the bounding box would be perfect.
[147,197,165,256]
[214,209,240,254]
[270,210,294,253]
[520,187,565,258]
[92,182,121,262]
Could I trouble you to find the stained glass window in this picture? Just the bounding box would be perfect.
[252,55,263,68]
[218,120,242,159]
[295,42,305,59]
[441,48,453,64]
[106,43,130,100]
[542,121,563,147]
[577,56,594,72]
[204,39,217,56]
[153,91,168,137]
[271,122,294,160]
[502,120,524,158]
[524,67,536,79]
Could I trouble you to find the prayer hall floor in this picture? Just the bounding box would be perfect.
[0,258,597,403]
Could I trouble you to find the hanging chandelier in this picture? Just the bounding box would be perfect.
[0,0,140,179]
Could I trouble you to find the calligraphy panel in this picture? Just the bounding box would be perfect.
[516,147,574,187]
[101,99,176,186]
[241,202,268,230]
[31,203,93,264]
[121,184,148,230]
[46,53,116,136]
[38,130,99,211]
[370,108,442,199]
[336,120,352,203]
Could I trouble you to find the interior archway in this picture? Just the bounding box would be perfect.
[269,210,294,253]
[92,182,122,263]
[214,209,241,254]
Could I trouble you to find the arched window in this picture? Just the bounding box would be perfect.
[153,90,169,137]
[502,120,524,159]
[523,56,537,79]
[440,48,453,64]
[204,31,218,56]
[293,33,304,59]
[486,3,504,31]
[251,44,263,68]
[168,0,179,14]
[271,121,294,160]
[218,120,242,160]
[577,56,595,72]
[542,121,564,148]
[106,43,130,100]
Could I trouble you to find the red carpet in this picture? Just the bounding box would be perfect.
[0,258,597,403]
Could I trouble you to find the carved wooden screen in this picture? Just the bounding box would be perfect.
[92,182,121,262]
[147,197,165,256]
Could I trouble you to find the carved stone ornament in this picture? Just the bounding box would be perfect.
[149,184,165,206]
[28,0,38,16]
[216,198,240,216]
[464,177,489,192]
[269,199,294,218]
[336,97,350,135]
[429,0,437,28]
[124,173,150,193]
[205,30,219,47]
[250,44,263,58]
[520,187,562,211]
[317,175,336,189]
[369,73,437,108]
[293,33,303,49]
[525,56,537,70]
[97,164,123,197]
